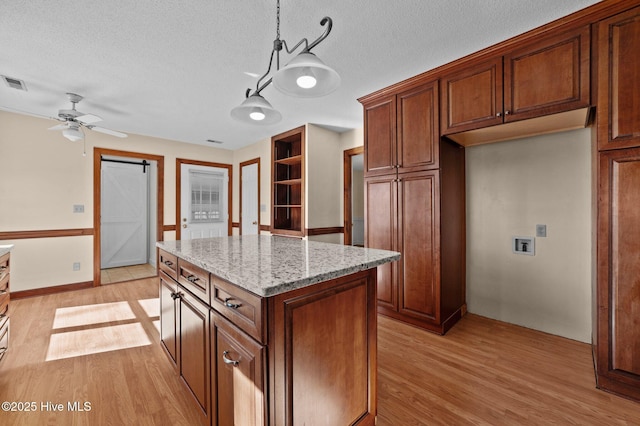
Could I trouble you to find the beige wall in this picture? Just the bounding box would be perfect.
[0,111,233,291]
[465,128,592,343]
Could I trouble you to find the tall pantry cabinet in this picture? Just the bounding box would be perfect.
[360,80,466,334]
[595,5,640,402]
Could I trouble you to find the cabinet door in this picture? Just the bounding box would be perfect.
[211,312,265,426]
[398,82,439,172]
[398,170,440,323]
[178,289,211,425]
[365,175,398,311]
[364,95,397,176]
[597,147,640,401]
[597,6,640,150]
[159,272,178,366]
[441,58,503,134]
[504,26,590,122]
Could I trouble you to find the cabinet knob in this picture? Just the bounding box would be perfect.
[222,350,240,366]
[186,274,199,283]
[252,221,258,225]
[163,260,173,267]
[496,112,502,117]
[505,110,511,115]
[224,298,242,309]
[170,292,180,300]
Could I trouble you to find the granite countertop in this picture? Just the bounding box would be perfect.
[0,245,14,258]
[157,235,400,297]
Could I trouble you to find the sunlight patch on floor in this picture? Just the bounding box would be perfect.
[46,323,151,361]
[52,301,136,329]
[137,298,159,318]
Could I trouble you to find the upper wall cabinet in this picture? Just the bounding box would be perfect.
[363,81,439,177]
[441,25,591,136]
[597,6,640,151]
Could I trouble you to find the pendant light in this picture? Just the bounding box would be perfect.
[230,0,340,125]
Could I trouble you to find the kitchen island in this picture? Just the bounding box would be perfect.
[157,235,399,426]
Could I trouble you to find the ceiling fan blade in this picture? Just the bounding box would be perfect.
[48,123,69,130]
[76,113,102,124]
[88,126,127,138]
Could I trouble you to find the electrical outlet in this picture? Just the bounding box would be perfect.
[73,204,84,213]
[536,224,547,237]
[73,262,81,271]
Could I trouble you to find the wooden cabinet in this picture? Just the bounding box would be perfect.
[271,126,305,237]
[211,312,265,426]
[364,81,439,177]
[595,5,640,403]
[441,26,590,135]
[365,142,465,334]
[597,6,640,151]
[596,146,640,402]
[159,271,178,366]
[178,288,211,425]
[0,251,9,363]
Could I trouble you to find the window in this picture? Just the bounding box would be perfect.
[190,171,224,223]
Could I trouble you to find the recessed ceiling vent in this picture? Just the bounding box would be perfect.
[206,139,223,144]
[2,75,27,91]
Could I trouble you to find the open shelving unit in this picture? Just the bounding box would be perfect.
[271,126,305,237]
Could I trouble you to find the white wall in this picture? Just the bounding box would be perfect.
[0,110,233,291]
[466,128,592,342]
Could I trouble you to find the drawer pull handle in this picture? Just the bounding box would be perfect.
[186,275,199,283]
[224,298,242,309]
[170,292,181,300]
[222,351,239,366]
[163,260,174,267]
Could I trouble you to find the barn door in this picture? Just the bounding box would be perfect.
[101,159,149,268]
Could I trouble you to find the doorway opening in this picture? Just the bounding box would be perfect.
[343,147,364,246]
[93,148,164,286]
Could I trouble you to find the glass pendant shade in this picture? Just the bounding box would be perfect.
[272,52,340,98]
[63,124,84,142]
[230,94,282,125]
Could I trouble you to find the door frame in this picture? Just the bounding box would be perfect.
[93,148,165,287]
[239,158,261,235]
[343,146,364,246]
[176,158,233,239]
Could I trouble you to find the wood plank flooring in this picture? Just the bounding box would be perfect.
[377,314,640,425]
[1,278,639,425]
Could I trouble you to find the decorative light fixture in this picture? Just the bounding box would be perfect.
[231,0,340,125]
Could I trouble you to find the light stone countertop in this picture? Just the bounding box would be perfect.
[157,235,400,297]
[0,245,14,258]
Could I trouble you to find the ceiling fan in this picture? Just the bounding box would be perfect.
[48,93,127,141]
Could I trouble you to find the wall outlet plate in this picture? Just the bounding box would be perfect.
[536,224,547,237]
[513,236,535,255]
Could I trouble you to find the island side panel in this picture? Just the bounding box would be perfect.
[268,268,378,426]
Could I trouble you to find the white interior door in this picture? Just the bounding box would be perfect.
[101,160,148,268]
[241,162,259,235]
[181,164,229,239]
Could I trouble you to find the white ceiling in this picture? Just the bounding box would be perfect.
[0,0,600,151]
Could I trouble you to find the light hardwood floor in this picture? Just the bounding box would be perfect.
[1,278,639,425]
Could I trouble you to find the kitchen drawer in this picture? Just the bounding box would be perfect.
[0,317,8,362]
[211,275,266,343]
[178,259,210,304]
[0,270,8,293]
[158,250,178,281]
[0,291,8,329]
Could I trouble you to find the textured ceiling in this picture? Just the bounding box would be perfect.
[0,0,600,150]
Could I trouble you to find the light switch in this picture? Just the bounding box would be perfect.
[536,224,547,237]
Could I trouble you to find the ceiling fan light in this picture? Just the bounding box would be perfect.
[273,52,340,97]
[231,94,281,125]
[62,124,84,142]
